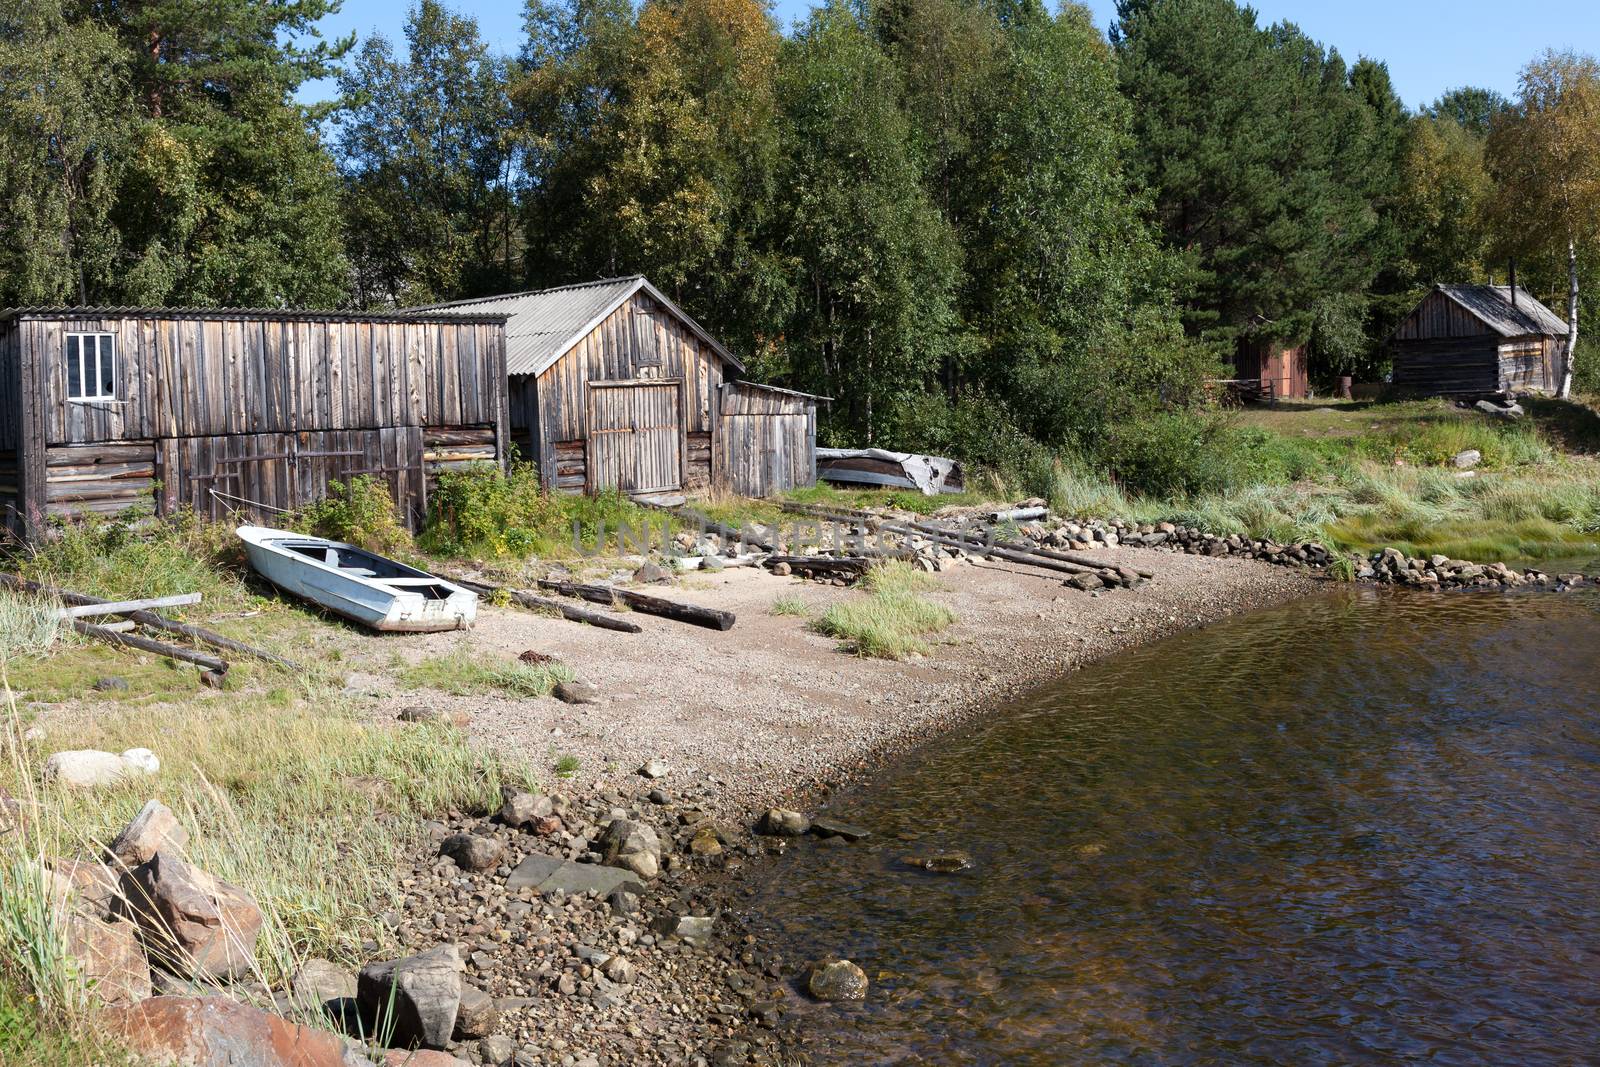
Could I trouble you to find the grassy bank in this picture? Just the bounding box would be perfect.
[810,562,956,658]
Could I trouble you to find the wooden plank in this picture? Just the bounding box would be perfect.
[63,592,202,618]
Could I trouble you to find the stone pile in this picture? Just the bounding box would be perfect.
[1357,548,1580,590]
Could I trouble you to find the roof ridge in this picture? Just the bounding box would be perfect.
[411,275,644,311]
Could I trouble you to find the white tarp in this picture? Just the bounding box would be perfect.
[815,447,962,496]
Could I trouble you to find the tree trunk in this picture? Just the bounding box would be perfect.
[1560,237,1580,398]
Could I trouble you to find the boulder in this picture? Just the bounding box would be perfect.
[632,562,672,584]
[43,749,160,789]
[108,800,190,869]
[480,1034,517,1065]
[121,853,263,980]
[50,857,123,919]
[600,819,661,882]
[65,912,151,1006]
[505,853,644,898]
[452,983,497,1039]
[808,817,870,842]
[651,914,714,946]
[806,958,868,1002]
[756,808,809,837]
[397,706,472,729]
[291,958,357,1009]
[689,827,723,858]
[498,790,553,828]
[638,758,670,779]
[104,996,351,1067]
[552,680,600,705]
[1453,449,1482,470]
[356,944,463,1049]
[439,833,502,872]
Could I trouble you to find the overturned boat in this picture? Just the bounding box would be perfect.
[236,526,476,632]
[815,448,964,496]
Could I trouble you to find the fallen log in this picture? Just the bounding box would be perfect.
[0,573,299,671]
[900,519,1154,580]
[536,578,735,631]
[987,506,1048,523]
[71,620,228,675]
[674,506,776,552]
[445,575,643,634]
[764,555,875,579]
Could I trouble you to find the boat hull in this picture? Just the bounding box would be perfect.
[237,527,476,632]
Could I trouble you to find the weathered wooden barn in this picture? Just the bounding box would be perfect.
[0,307,508,538]
[1390,284,1569,397]
[1232,338,1309,400]
[416,276,823,498]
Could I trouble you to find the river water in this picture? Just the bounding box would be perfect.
[747,584,1600,1064]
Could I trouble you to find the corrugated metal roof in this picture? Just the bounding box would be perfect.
[0,305,508,325]
[411,276,743,377]
[1437,285,1569,337]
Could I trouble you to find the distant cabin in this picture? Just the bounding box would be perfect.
[0,307,509,539]
[416,276,824,499]
[1389,284,1569,397]
[1233,339,1309,401]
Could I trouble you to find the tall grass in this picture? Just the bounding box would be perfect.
[811,562,955,659]
[0,592,74,661]
[15,513,250,612]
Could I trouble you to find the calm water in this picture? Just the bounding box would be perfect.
[748,585,1600,1065]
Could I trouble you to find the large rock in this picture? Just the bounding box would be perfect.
[497,791,552,828]
[108,800,190,869]
[439,833,502,872]
[121,853,263,980]
[600,819,661,881]
[452,983,497,1039]
[806,958,869,1002]
[756,809,809,837]
[65,912,151,1006]
[42,749,160,789]
[50,857,123,919]
[103,996,351,1067]
[552,680,599,705]
[505,853,644,899]
[291,958,357,1009]
[356,944,463,1049]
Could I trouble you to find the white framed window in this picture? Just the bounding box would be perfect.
[66,333,116,401]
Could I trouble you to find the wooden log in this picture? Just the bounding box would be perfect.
[62,593,202,618]
[445,574,643,634]
[900,519,1154,579]
[764,555,873,577]
[987,506,1048,523]
[72,620,229,674]
[673,505,776,552]
[535,578,735,631]
[0,573,300,670]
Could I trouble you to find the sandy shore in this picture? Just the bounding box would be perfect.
[358,545,1323,819]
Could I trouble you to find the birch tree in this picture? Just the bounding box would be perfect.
[1487,51,1600,398]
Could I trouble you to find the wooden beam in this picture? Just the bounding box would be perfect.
[60,593,201,618]
[445,573,643,634]
[72,620,229,674]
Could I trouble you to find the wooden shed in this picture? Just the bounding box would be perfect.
[0,307,509,538]
[416,276,823,499]
[1390,284,1569,397]
[1232,338,1309,400]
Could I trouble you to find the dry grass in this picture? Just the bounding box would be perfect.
[400,650,573,698]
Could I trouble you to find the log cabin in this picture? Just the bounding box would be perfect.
[0,306,509,539]
[415,276,824,499]
[1389,284,1569,397]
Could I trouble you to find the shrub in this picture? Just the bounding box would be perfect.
[423,464,551,559]
[293,476,413,557]
[1096,410,1246,498]
[811,562,954,659]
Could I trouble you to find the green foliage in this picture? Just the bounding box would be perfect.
[811,560,954,659]
[293,476,414,557]
[17,512,250,611]
[400,651,573,698]
[336,0,518,306]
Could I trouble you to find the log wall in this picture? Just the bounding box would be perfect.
[2,310,508,536]
[0,321,22,534]
[719,383,817,497]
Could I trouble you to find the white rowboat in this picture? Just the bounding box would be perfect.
[236,525,476,632]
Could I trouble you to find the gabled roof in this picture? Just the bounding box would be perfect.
[1435,284,1569,338]
[410,276,744,377]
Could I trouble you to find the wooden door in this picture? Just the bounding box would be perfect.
[587,381,683,493]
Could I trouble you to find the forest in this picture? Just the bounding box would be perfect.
[3,0,1597,492]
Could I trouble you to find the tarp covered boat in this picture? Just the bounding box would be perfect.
[815,448,964,496]
[237,526,476,632]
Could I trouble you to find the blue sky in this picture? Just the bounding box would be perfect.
[299,0,1599,110]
